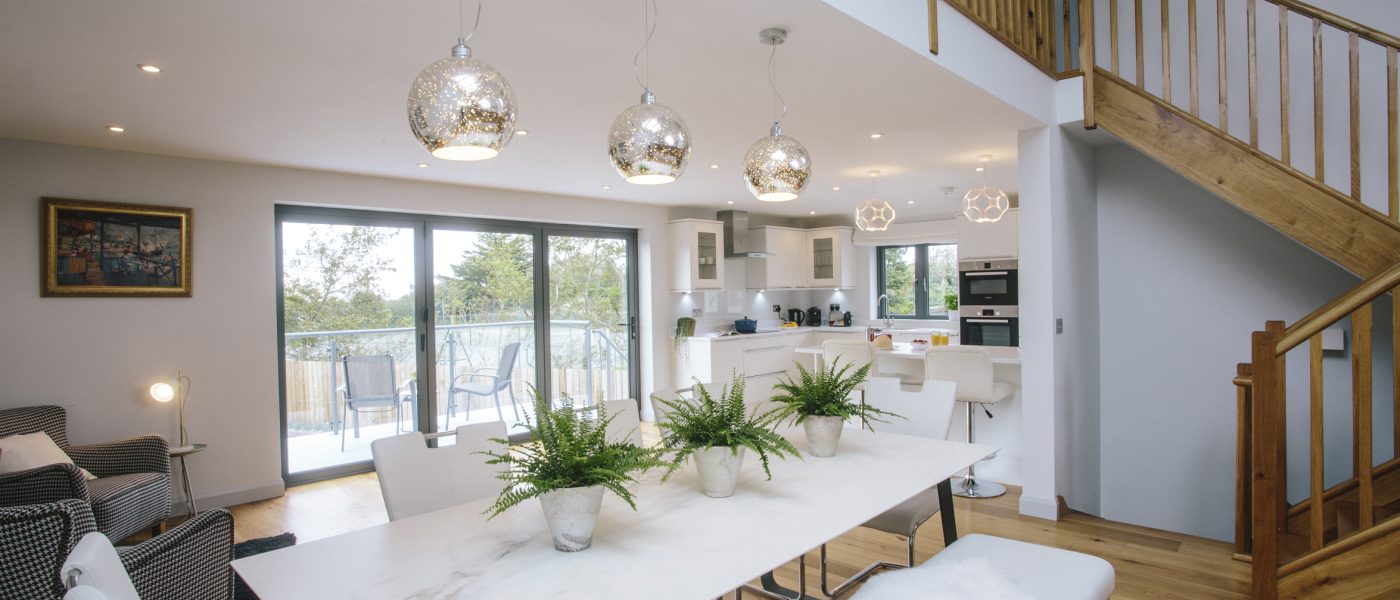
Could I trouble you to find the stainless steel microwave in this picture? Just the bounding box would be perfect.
[960,306,1019,347]
[959,259,1018,306]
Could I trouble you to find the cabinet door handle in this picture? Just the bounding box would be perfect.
[964,271,1009,277]
[966,319,1010,324]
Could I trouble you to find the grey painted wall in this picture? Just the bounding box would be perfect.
[1095,142,1394,541]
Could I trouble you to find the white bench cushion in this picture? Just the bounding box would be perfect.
[853,534,1115,600]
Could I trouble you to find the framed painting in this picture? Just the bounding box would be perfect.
[40,197,193,297]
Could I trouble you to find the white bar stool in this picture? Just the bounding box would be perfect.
[925,346,1014,498]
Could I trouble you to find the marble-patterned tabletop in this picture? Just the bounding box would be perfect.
[232,428,995,600]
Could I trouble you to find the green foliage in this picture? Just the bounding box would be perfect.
[435,232,535,325]
[770,360,902,430]
[944,291,959,311]
[882,246,916,315]
[480,391,671,518]
[655,374,800,481]
[283,226,409,359]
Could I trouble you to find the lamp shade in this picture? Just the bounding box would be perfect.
[149,382,175,403]
[743,125,811,202]
[962,186,1010,223]
[855,200,896,231]
[607,90,691,184]
[408,40,517,161]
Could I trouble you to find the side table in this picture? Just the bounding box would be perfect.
[169,443,207,516]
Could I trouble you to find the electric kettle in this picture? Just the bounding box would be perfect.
[787,308,806,325]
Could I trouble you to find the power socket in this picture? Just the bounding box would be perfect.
[772,304,781,312]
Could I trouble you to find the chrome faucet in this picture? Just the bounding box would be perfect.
[876,294,893,329]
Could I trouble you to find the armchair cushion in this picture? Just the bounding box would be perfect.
[0,499,96,599]
[87,473,171,543]
[0,432,96,480]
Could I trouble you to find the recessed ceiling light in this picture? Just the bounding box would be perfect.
[601,185,612,190]
[907,200,915,204]
[726,200,735,204]
[417,163,429,168]
[832,186,840,191]
[869,133,883,139]
[808,211,816,215]
[975,166,985,172]
[710,164,719,169]
[515,130,529,136]
[138,64,162,74]
[106,125,125,133]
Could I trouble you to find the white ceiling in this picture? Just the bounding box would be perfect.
[0,0,1037,220]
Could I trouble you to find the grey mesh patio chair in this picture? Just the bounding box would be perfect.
[0,405,171,543]
[339,355,416,451]
[446,342,521,427]
[0,499,234,600]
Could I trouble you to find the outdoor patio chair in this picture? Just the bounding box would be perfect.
[446,342,521,427]
[339,355,416,451]
[0,405,171,543]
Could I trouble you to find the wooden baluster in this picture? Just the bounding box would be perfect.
[1044,0,1054,68]
[1190,0,1200,115]
[928,0,939,55]
[1391,48,1397,219]
[1395,289,1399,468]
[1135,0,1145,87]
[1250,322,1285,599]
[1111,0,1120,75]
[1083,0,1097,129]
[1353,305,1373,531]
[1350,33,1361,201]
[1218,0,1229,132]
[1162,0,1172,101]
[1280,4,1291,165]
[1314,18,1325,181]
[1248,0,1258,146]
[1062,0,1072,71]
[1236,362,1254,555]
[1308,334,1324,551]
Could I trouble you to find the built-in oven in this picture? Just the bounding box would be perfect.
[960,306,1019,347]
[959,259,1018,306]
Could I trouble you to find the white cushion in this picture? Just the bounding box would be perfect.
[64,586,113,600]
[0,432,96,480]
[61,532,140,600]
[856,534,1115,600]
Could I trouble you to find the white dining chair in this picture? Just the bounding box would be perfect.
[818,375,959,597]
[371,421,507,521]
[820,339,878,403]
[60,532,140,600]
[926,345,1015,498]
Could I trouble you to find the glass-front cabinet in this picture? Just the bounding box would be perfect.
[805,226,853,288]
[668,219,725,291]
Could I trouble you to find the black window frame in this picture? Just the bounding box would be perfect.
[875,243,956,321]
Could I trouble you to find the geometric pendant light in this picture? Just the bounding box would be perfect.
[743,28,812,202]
[854,170,896,231]
[607,0,692,184]
[408,2,518,161]
[962,154,1009,223]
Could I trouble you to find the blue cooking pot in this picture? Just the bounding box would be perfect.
[734,317,758,333]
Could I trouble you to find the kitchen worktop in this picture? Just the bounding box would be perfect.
[688,325,867,341]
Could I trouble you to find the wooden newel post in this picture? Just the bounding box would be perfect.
[1250,322,1286,599]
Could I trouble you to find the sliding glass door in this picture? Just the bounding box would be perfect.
[277,207,638,483]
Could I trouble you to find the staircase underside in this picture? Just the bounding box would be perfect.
[1277,513,1400,599]
[1091,68,1400,279]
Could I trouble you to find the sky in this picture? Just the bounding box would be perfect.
[280,222,485,298]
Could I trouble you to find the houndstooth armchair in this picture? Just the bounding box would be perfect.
[0,405,172,542]
[0,499,234,600]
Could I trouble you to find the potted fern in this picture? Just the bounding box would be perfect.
[480,393,670,552]
[770,359,900,457]
[655,374,800,498]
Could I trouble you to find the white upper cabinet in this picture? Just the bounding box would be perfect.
[745,226,805,289]
[955,208,1019,259]
[669,219,725,291]
[804,226,854,288]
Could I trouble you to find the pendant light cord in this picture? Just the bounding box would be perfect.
[460,0,482,43]
[769,43,788,126]
[632,0,658,91]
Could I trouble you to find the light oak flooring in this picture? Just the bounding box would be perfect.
[227,427,1250,599]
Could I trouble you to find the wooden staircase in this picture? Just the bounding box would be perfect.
[929,0,1400,597]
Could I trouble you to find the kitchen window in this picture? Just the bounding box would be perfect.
[875,244,958,320]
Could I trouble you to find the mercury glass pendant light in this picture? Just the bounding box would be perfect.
[963,154,1010,223]
[607,0,691,185]
[407,1,517,161]
[743,28,811,202]
[855,170,896,231]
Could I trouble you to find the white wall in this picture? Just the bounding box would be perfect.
[0,138,674,509]
[1095,141,1394,541]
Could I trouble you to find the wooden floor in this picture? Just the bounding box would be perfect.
[227,426,1249,599]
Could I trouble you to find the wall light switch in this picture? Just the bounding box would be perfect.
[691,308,702,318]
[1055,318,1064,334]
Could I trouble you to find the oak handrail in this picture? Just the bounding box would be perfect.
[1267,0,1400,51]
[1276,261,1400,354]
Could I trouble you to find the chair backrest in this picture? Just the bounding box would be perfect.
[60,532,139,600]
[924,346,994,404]
[821,339,875,372]
[0,405,70,449]
[371,421,507,521]
[343,355,397,400]
[495,342,521,382]
[0,500,96,600]
[863,377,958,440]
[598,399,642,446]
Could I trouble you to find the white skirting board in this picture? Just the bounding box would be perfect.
[1019,493,1061,521]
[183,480,287,513]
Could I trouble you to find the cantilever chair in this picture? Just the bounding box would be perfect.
[446,342,521,427]
[818,375,959,597]
[339,355,416,451]
[371,421,507,521]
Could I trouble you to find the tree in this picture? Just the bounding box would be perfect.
[282,226,400,358]
[435,233,534,325]
[882,247,916,315]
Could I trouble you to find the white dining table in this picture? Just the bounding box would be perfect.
[232,428,995,600]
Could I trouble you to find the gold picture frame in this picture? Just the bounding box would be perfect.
[41,197,193,297]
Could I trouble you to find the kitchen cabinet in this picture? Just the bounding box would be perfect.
[956,208,1018,259]
[669,219,725,291]
[804,226,854,288]
[674,328,866,410]
[744,226,806,290]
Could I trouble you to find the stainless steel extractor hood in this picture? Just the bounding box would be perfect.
[717,210,773,258]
